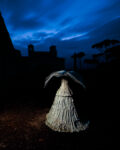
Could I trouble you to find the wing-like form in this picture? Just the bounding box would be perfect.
[44,70,66,87]
[44,70,86,89]
[66,71,86,89]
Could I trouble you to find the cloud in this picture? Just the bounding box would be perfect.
[88,17,120,40]
[61,32,88,41]
[0,0,120,57]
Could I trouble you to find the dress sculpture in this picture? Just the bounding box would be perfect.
[44,70,89,132]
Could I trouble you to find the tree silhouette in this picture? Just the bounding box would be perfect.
[92,39,120,52]
[92,39,120,62]
[105,45,120,60]
[71,53,77,71]
[84,59,98,70]
[77,52,85,70]
[71,52,85,71]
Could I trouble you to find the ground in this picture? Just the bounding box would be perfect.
[0,103,112,150]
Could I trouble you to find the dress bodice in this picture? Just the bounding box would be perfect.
[56,79,73,96]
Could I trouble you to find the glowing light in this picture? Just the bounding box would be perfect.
[61,32,88,41]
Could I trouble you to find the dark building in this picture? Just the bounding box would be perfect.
[0,12,21,56]
[0,12,14,56]
[0,12,21,87]
[0,13,64,89]
[25,44,64,78]
[28,44,57,58]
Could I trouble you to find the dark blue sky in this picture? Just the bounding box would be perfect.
[0,0,120,57]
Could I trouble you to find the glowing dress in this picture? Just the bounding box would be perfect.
[45,71,89,132]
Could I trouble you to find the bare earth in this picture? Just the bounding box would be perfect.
[0,106,112,150]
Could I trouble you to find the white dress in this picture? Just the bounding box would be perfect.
[45,79,89,132]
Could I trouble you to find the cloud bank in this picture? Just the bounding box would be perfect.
[0,0,120,56]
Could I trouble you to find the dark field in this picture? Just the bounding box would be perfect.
[0,78,113,150]
[0,62,117,150]
[0,104,112,150]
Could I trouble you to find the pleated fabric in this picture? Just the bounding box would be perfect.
[45,79,89,132]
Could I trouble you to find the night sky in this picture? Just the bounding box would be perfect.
[0,0,120,57]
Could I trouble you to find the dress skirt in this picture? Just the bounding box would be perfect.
[45,79,89,132]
